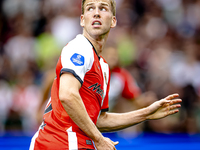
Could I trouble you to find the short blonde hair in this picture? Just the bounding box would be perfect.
[81,0,116,16]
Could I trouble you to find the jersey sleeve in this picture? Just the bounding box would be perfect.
[60,41,93,85]
[121,69,141,99]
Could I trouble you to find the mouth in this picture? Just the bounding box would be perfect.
[92,20,102,26]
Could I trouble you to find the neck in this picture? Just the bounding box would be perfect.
[83,31,109,55]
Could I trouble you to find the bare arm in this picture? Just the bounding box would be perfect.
[36,69,55,123]
[59,73,102,141]
[59,73,118,150]
[97,94,182,132]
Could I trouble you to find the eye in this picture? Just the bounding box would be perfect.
[100,7,106,11]
[88,7,94,11]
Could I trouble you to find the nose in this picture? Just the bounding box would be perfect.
[94,8,100,18]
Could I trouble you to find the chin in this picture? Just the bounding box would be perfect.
[91,30,109,37]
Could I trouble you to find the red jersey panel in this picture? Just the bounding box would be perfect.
[30,34,110,150]
[109,67,141,110]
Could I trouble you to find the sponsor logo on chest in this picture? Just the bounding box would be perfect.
[88,83,104,98]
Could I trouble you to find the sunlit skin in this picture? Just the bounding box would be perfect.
[80,0,117,54]
[146,94,182,120]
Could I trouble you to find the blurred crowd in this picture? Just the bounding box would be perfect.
[0,0,200,136]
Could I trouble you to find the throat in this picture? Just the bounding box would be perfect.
[89,37,105,55]
[83,31,108,55]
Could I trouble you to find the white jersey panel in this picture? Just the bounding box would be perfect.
[61,34,94,81]
[67,127,78,150]
[99,58,109,106]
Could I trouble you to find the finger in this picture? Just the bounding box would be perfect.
[110,140,119,146]
[169,104,181,110]
[170,99,182,105]
[159,99,171,105]
[113,141,119,146]
[105,137,119,147]
[168,109,179,115]
[112,144,117,150]
[165,93,179,100]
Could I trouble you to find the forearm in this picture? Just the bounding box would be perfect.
[97,108,148,132]
[60,92,103,142]
[97,94,182,132]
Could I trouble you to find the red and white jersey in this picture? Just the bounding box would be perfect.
[30,34,110,150]
[109,67,141,110]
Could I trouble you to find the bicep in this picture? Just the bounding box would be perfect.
[59,73,81,101]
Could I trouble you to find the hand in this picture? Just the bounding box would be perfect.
[94,136,119,150]
[146,93,182,120]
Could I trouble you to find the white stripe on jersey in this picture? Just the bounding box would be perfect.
[99,58,109,106]
[29,130,39,150]
[29,98,51,150]
[97,58,109,120]
[67,126,78,150]
[46,97,51,107]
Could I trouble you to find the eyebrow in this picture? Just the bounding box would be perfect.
[86,2,109,7]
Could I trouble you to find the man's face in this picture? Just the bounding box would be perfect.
[81,0,116,38]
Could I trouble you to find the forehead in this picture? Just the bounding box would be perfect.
[84,0,111,6]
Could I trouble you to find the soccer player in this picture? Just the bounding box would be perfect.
[101,45,157,111]
[30,0,182,150]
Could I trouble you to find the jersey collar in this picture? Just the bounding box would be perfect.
[84,36,101,60]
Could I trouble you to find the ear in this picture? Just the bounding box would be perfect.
[111,16,117,28]
[80,15,85,27]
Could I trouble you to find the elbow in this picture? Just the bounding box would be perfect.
[96,112,109,132]
[59,89,80,107]
[59,94,68,105]
[59,90,73,105]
